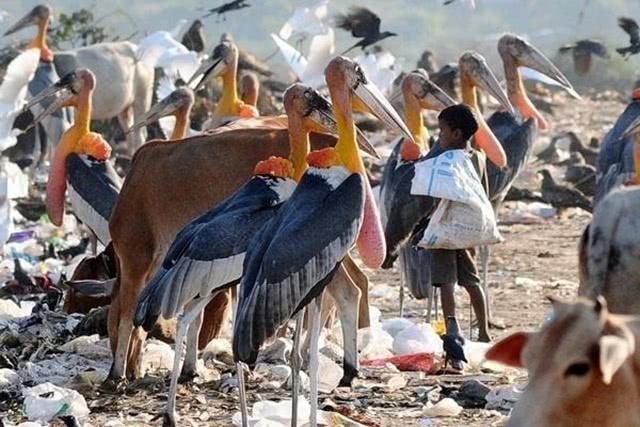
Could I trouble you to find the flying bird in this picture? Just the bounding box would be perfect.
[202,0,250,21]
[180,20,206,54]
[335,7,397,54]
[559,39,609,75]
[279,0,331,42]
[443,0,476,8]
[616,17,640,59]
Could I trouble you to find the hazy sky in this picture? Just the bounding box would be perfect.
[3,0,640,83]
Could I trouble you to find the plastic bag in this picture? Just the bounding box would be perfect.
[419,198,502,249]
[393,323,443,355]
[22,383,90,422]
[361,352,436,373]
[411,150,501,249]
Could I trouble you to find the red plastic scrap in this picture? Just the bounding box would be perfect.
[361,352,437,373]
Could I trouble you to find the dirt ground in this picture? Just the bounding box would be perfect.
[1,88,627,426]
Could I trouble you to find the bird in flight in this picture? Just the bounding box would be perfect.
[616,17,640,59]
[335,7,396,54]
[202,0,250,21]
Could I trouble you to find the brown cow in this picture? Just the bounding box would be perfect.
[486,297,640,427]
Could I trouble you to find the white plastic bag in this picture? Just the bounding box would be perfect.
[411,150,502,249]
[22,383,90,422]
[392,323,443,355]
[420,198,502,249]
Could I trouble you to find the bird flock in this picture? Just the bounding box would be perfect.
[1,1,640,427]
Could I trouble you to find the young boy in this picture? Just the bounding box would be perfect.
[427,104,491,371]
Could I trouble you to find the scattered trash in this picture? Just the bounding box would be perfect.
[0,367,20,388]
[358,326,394,359]
[141,339,174,374]
[455,379,491,407]
[22,382,90,423]
[393,323,443,356]
[361,352,437,373]
[317,353,343,393]
[231,396,311,427]
[256,337,292,365]
[59,334,111,359]
[0,298,34,321]
[423,397,463,417]
[485,384,526,411]
[382,317,414,338]
[231,396,366,427]
[501,201,558,224]
[384,374,407,390]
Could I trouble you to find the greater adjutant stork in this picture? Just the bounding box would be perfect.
[383,51,514,268]
[233,56,413,427]
[378,70,455,314]
[188,39,259,127]
[127,84,196,141]
[24,69,120,245]
[133,84,367,427]
[595,90,640,204]
[479,35,579,315]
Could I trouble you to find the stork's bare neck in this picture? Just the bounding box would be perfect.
[287,113,311,182]
[459,59,507,168]
[29,14,53,62]
[501,51,546,129]
[402,88,427,152]
[171,105,192,140]
[215,53,241,117]
[325,72,364,175]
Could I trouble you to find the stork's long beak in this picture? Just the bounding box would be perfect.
[21,79,76,133]
[308,99,380,159]
[420,80,456,110]
[126,95,182,134]
[187,58,225,91]
[469,59,516,116]
[353,80,415,143]
[4,10,38,36]
[516,42,581,99]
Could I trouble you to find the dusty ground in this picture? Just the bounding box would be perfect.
[0,88,628,426]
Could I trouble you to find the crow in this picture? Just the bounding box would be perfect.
[539,169,592,212]
[181,19,206,54]
[559,39,609,75]
[335,7,396,54]
[617,17,640,59]
[202,0,250,21]
[441,334,468,372]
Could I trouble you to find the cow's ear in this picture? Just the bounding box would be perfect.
[485,332,529,368]
[599,321,635,384]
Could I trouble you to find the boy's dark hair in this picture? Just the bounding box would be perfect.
[438,104,479,140]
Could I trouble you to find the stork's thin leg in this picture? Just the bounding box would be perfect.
[237,362,248,427]
[426,283,434,323]
[165,297,213,426]
[180,310,204,382]
[308,295,322,427]
[231,286,238,328]
[165,315,188,427]
[479,245,491,322]
[290,310,304,427]
[434,286,440,321]
[399,251,406,318]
